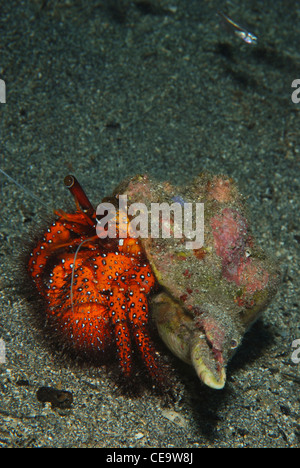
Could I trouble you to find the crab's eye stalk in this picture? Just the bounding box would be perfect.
[64,175,94,218]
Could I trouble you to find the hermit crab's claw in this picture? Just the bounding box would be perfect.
[151,293,242,390]
[190,337,226,390]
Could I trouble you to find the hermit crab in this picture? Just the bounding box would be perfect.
[27,173,281,390]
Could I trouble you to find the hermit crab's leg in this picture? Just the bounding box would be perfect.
[27,218,98,296]
[28,175,97,294]
[27,219,75,294]
[109,286,133,377]
[64,302,112,353]
[46,254,113,353]
[127,285,162,383]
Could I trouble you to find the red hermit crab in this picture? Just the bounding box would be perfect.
[26,173,281,390]
[27,175,165,386]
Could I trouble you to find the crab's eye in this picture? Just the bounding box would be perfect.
[245,248,252,258]
[230,339,239,349]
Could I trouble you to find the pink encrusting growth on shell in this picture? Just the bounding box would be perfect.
[207,176,235,203]
[210,207,269,294]
[210,208,249,263]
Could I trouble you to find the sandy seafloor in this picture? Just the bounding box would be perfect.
[0,0,299,448]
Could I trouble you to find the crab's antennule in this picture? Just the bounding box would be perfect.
[64,175,94,217]
[0,168,49,209]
